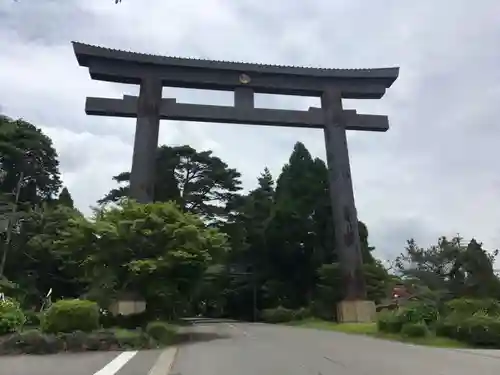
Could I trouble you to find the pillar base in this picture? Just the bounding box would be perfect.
[336,300,376,323]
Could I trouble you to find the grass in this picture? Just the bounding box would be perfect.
[288,318,467,348]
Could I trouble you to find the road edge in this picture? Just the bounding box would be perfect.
[147,347,178,375]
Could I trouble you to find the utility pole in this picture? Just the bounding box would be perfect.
[0,170,24,279]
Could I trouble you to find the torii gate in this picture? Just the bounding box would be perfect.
[73,42,399,322]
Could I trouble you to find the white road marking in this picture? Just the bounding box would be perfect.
[93,351,138,375]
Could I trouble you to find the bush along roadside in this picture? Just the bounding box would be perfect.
[0,297,180,355]
[377,298,500,348]
[260,306,311,323]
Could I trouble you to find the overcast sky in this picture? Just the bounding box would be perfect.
[1,0,499,263]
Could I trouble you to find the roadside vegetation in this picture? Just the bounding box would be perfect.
[1,114,500,354]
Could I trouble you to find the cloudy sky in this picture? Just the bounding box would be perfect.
[1,0,499,263]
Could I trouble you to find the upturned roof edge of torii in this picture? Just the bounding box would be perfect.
[72,41,399,87]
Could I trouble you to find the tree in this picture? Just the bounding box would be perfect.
[57,187,74,209]
[394,236,500,300]
[2,204,85,308]
[100,145,242,222]
[56,200,229,318]
[0,115,61,206]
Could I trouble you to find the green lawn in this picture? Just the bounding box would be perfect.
[287,318,467,348]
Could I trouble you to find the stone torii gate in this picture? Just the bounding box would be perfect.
[73,42,399,322]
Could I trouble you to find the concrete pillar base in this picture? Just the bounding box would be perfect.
[336,300,376,323]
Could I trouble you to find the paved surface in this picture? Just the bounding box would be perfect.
[0,349,169,375]
[3,321,500,374]
[171,320,500,375]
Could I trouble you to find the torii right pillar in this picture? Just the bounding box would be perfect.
[321,88,376,323]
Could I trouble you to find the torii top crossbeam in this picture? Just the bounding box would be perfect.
[72,42,398,99]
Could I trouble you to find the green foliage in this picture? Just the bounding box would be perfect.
[261,306,295,323]
[401,322,428,338]
[395,237,500,300]
[458,315,500,347]
[145,321,177,345]
[292,307,311,321]
[58,187,74,208]
[377,310,404,333]
[3,204,85,308]
[0,298,25,334]
[399,301,439,325]
[100,145,242,222]
[434,316,460,338]
[41,299,99,333]
[112,328,154,349]
[57,200,228,318]
[0,329,62,355]
[23,310,41,327]
[0,327,160,355]
[445,298,500,317]
[0,115,61,205]
[433,299,500,348]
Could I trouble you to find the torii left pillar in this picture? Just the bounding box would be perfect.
[129,78,162,203]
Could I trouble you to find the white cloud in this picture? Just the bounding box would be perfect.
[1,0,499,264]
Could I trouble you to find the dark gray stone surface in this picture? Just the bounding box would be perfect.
[321,89,366,300]
[85,96,390,131]
[129,78,162,203]
[72,42,398,99]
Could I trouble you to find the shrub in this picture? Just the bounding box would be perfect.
[146,321,177,345]
[401,322,428,338]
[293,307,311,321]
[261,306,295,323]
[82,329,120,351]
[445,298,500,317]
[377,310,404,333]
[59,330,89,352]
[41,299,99,334]
[457,315,500,347]
[0,298,25,335]
[0,328,158,355]
[434,315,461,338]
[0,329,62,355]
[399,302,439,325]
[23,310,41,327]
[104,312,150,329]
[113,328,154,349]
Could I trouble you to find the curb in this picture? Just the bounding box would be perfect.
[147,347,178,375]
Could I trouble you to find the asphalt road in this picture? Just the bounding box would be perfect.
[0,348,172,375]
[2,321,500,375]
[171,320,500,375]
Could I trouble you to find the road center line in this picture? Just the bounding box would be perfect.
[93,351,138,375]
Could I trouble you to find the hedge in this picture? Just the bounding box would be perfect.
[41,299,100,333]
[401,322,428,338]
[0,328,158,355]
[145,321,177,345]
[261,306,295,323]
[377,310,404,333]
[444,298,500,317]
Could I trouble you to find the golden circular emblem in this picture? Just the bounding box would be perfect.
[239,73,251,84]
